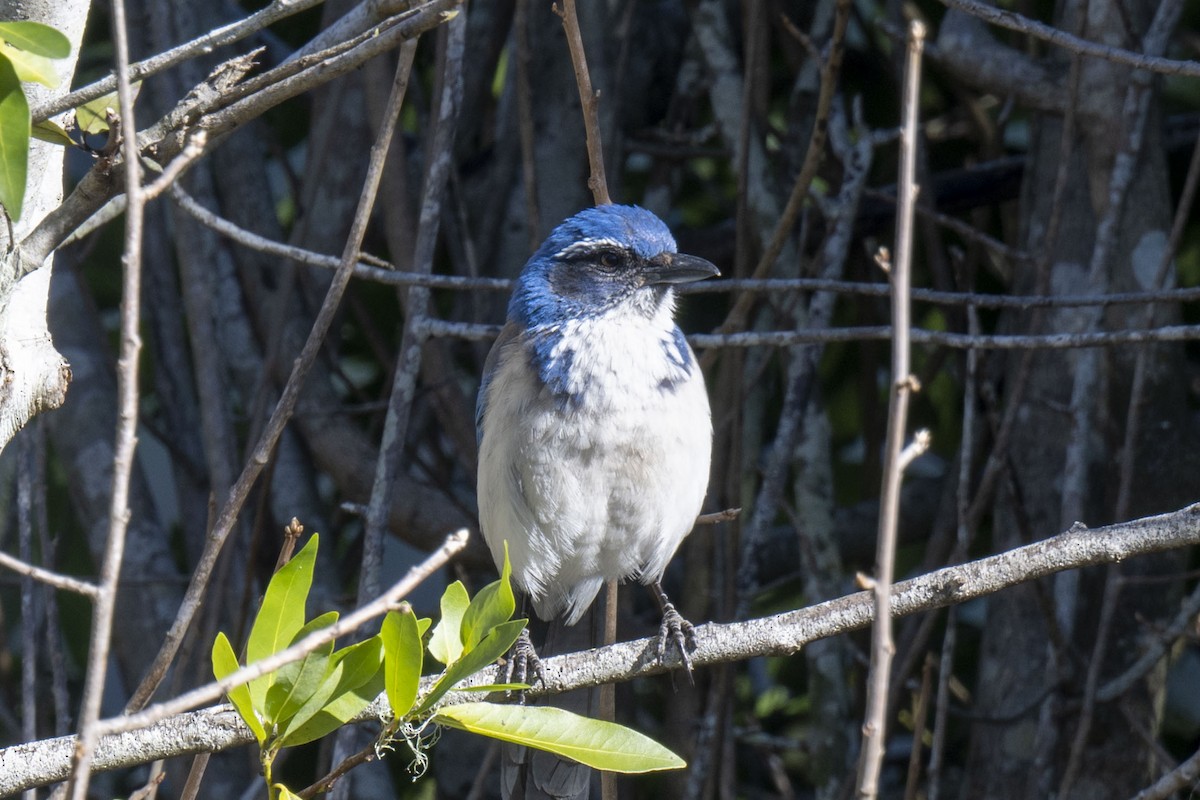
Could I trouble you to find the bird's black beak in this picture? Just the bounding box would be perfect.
[644,252,721,285]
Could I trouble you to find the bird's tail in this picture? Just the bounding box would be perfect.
[502,605,600,800]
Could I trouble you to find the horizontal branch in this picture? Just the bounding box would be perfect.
[939,0,1200,77]
[422,319,1200,351]
[170,167,1200,311]
[0,550,99,597]
[3,504,1197,795]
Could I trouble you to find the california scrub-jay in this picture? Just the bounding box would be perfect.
[476,204,716,798]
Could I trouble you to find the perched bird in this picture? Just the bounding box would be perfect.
[476,204,717,798]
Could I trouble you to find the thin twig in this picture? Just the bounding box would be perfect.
[1130,746,1200,800]
[903,656,935,800]
[67,0,146,792]
[939,0,1200,78]
[426,317,1200,350]
[856,22,924,799]
[298,741,379,798]
[0,551,99,598]
[18,436,37,800]
[178,753,209,800]
[356,35,424,607]
[701,0,852,363]
[553,0,610,204]
[696,507,742,525]
[142,131,209,200]
[513,0,541,250]
[159,189,1200,311]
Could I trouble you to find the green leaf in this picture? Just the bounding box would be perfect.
[329,635,385,695]
[460,543,516,652]
[450,683,530,694]
[381,609,423,718]
[263,611,338,725]
[0,22,71,58]
[417,617,432,637]
[275,637,384,748]
[3,48,60,88]
[31,119,73,147]
[0,56,29,220]
[276,658,345,747]
[247,534,319,711]
[431,703,687,773]
[303,668,385,739]
[414,618,526,716]
[212,632,266,744]
[74,83,140,136]
[274,783,303,800]
[428,581,470,666]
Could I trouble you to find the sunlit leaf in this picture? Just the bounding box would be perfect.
[274,783,303,800]
[0,22,70,58]
[330,635,385,695]
[431,703,687,773]
[0,56,28,219]
[74,83,140,135]
[460,542,515,652]
[428,580,469,666]
[275,637,384,748]
[31,118,73,147]
[450,683,530,694]
[264,611,338,725]
[414,618,526,716]
[247,534,319,712]
[381,608,423,718]
[296,669,385,745]
[212,632,266,744]
[276,659,344,747]
[3,47,59,88]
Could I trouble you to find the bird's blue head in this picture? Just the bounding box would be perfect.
[509,205,719,330]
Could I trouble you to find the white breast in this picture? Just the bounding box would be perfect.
[477,305,712,625]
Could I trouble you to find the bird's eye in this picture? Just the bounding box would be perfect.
[598,252,621,269]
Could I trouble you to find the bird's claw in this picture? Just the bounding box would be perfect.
[503,628,545,700]
[657,600,697,680]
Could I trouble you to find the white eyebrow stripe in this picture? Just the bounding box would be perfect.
[554,237,626,260]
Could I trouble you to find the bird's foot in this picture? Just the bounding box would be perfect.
[503,628,545,700]
[656,597,697,683]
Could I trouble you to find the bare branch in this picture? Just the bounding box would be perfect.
[857,23,924,798]
[30,0,328,122]
[553,0,609,204]
[3,506,1198,795]
[66,0,148,791]
[938,0,1200,77]
[0,550,99,598]
[426,319,1200,350]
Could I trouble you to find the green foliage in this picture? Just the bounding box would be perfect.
[431,703,686,773]
[427,579,469,665]
[0,20,69,220]
[246,534,318,713]
[382,606,423,716]
[212,537,685,799]
[73,83,141,135]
